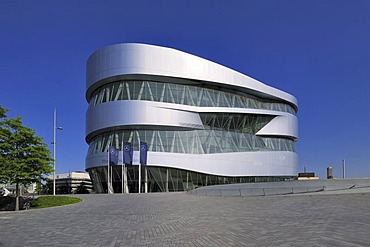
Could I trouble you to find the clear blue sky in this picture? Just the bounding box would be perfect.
[1,1,369,178]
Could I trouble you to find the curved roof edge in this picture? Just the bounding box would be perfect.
[86,43,298,110]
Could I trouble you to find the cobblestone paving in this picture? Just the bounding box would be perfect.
[1,192,370,246]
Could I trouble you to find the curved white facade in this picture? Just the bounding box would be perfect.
[85,43,298,193]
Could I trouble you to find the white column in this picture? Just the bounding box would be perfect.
[186,172,189,191]
[124,166,129,193]
[166,168,169,192]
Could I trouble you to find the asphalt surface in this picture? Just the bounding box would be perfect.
[1,191,370,247]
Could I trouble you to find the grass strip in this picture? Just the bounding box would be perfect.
[30,196,82,208]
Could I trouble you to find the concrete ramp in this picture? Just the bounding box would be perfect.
[190,179,370,197]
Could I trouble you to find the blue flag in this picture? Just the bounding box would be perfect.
[123,142,133,166]
[109,146,119,166]
[140,141,148,166]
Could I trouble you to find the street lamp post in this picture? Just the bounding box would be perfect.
[52,108,63,196]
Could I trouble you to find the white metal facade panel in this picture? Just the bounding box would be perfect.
[86,43,297,108]
[85,151,297,177]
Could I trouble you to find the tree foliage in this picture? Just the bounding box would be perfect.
[0,105,53,203]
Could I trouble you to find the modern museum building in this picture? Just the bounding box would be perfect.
[85,43,298,193]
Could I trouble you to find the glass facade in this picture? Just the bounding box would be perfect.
[87,112,296,155]
[89,80,296,115]
[88,166,294,193]
[87,78,297,193]
[88,129,295,155]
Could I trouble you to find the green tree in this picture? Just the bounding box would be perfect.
[0,105,53,211]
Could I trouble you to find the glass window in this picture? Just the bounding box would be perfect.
[89,80,296,115]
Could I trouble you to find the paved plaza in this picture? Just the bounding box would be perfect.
[1,191,370,246]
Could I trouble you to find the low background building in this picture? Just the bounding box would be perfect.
[49,171,94,194]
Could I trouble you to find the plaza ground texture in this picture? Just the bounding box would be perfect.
[1,181,370,246]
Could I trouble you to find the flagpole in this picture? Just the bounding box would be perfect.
[121,140,124,194]
[121,162,123,194]
[145,166,148,193]
[124,164,127,193]
[122,142,131,194]
[139,163,141,194]
[139,142,148,194]
[107,151,110,194]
